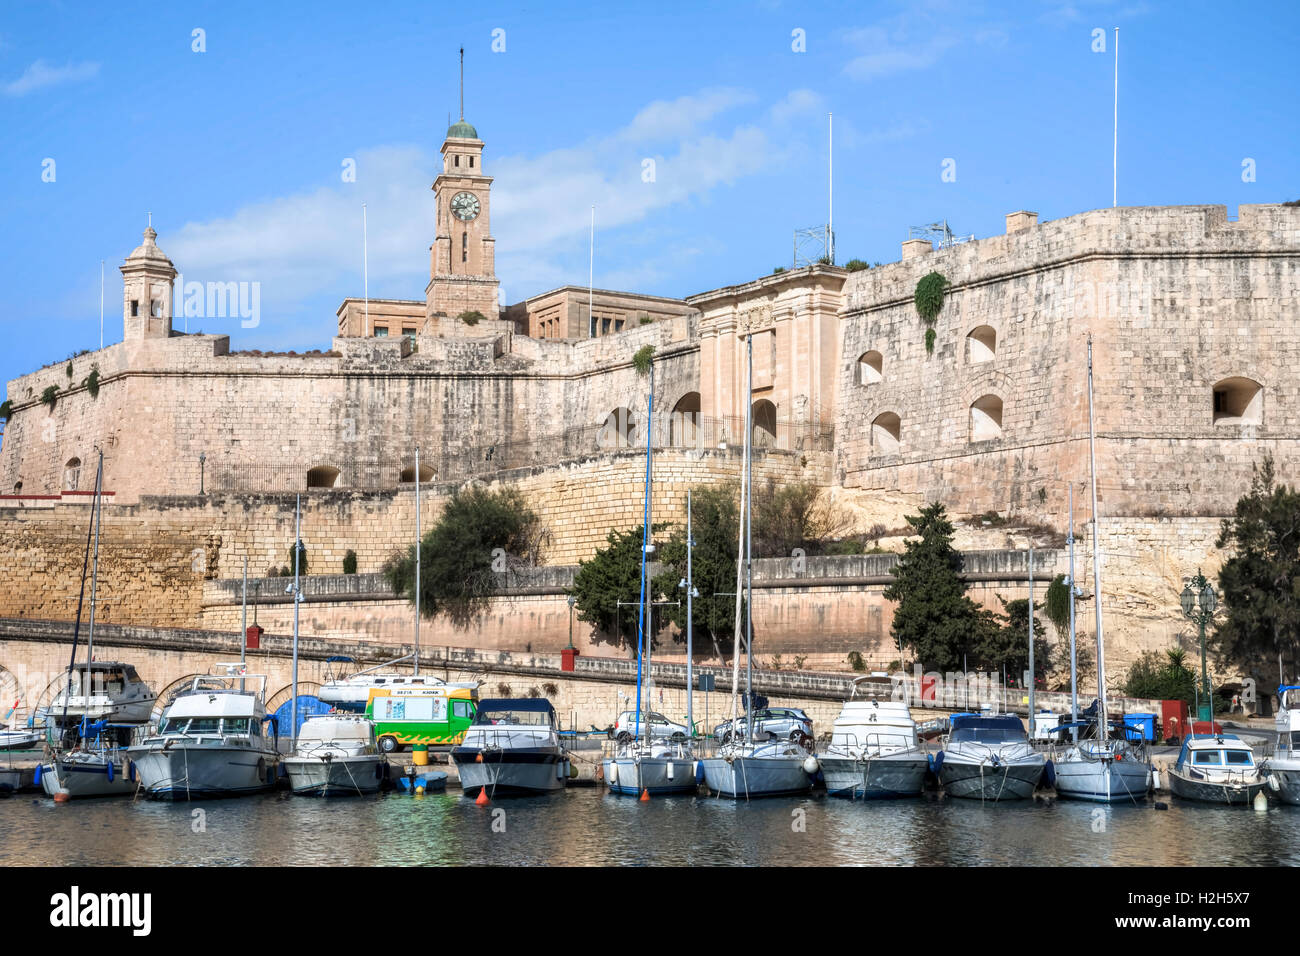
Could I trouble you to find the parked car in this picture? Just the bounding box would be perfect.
[713,708,813,743]
[611,710,689,743]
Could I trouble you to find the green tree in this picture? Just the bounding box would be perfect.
[751,479,832,557]
[883,502,988,672]
[1124,647,1199,704]
[652,484,743,663]
[382,486,544,628]
[287,541,309,576]
[1214,456,1300,691]
[572,523,668,653]
[969,596,1053,685]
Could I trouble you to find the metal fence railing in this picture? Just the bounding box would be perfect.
[191,413,833,494]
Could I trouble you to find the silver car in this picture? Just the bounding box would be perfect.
[714,708,813,743]
[612,710,689,743]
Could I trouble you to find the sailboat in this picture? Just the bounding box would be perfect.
[603,359,700,796]
[1051,335,1152,802]
[39,450,149,799]
[699,332,816,799]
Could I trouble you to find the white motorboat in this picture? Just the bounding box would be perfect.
[0,725,43,751]
[47,662,156,737]
[817,688,929,800]
[127,665,280,800]
[937,714,1045,801]
[1168,734,1268,805]
[604,738,700,796]
[451,698,569,796]
[284,714,388,796]
[1265,684,1300,804]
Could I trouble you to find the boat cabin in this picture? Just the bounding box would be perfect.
[830,699,919,752]
[1174,734,1258,781]
[949,714,1028,743]
[472,698,558,729]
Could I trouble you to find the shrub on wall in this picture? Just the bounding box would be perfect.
[342,549,358,574]
[0,399,12,421]
[458,310,485,326]
[40,385,59,411]
[288,542,308,576]
[915,271,949,355]
[632,344,655,376]
[82,365,101,399]
[844,259,871,272]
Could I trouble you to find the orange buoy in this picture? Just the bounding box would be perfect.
[639,788,650,801]
[475,788,490,806]
[475,753,483,763]
[53,792,71,803]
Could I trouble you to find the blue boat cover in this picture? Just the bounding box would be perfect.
[950,714,1024,733]
[476,698,556,714]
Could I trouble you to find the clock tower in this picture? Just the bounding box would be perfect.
[425,113,499,328]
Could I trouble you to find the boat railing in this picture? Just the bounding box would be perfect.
[826,731,922,756]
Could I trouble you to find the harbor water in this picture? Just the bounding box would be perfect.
[4,788,1300,867]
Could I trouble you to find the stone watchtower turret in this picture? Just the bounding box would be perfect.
[120,222,177,340]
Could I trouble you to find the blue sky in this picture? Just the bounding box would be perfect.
[2,0,1297,395]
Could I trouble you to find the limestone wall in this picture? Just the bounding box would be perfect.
[836,203,1300,518]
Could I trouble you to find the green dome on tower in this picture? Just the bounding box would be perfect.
[446,119,478,139]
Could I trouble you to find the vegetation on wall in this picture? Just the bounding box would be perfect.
[772,266,786,274]
[0,399,11,421]
[924,328,936,355]
[1044,573,1071,638]
[457,310,485,326]
[382,486,546,627]
[632,344,655,376]
[844,259,871,272]
[915,271,949,355]
[40,385,59,411]
[1124,648,1203,706]
[287,542,309,576]
[82,365,101,399]
[342,549,357,575]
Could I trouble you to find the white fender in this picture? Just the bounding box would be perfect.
[803,755,820,775]
[608,761,619,785]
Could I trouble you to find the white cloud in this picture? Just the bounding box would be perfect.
[4,59,99,96]
[842,25,959,80]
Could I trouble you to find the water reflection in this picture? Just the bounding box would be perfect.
[3,790,1300,867]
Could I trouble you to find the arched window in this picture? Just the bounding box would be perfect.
[306,465,341,489]
[871,412,901,454]
[752,400,778,449]
[12,481,22,494]
[63,457,82,491]
[597,407,637,450]
[967,326,996,363]
[969,395,1003,442]
[1212,377,1262,425]
[670,392,701,448]
[398,463,436,483]
[857,351,883,385]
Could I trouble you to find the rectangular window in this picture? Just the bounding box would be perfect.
[454,155,460,167]
[614,319,625,332]
[601,317,611,335]
[131,299,139,317]
[1193,751,1222,765]
[469,156,474,168]
[375,326,389,337]
[1213,390,1226,413]
[462,231,467,263]
[151,299,162,317]
[589,315,597,337]
[402,327,416,341]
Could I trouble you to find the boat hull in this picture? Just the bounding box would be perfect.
[0,768,23,793]
[939,754,1044,800]
[1266,759,1300,805]
[127,744,279,800]
[1167,768,1267,805]
[1053,753,1151,802]
[700,754,811,798]
[820,752,929,799]
[603,756,700,795]
[452,748,567,796]
[284,755,386,796]
[40,753,137,799]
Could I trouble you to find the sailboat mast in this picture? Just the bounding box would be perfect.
[1086,334,1108,736]
[728,344,748,729]
[291,494,302,750]
[414,446,420,678]
[686,491,694,737]
[84,451,104,728]
[1068,483,1079,736]
[634,362,655,744]
[744,332,754,741]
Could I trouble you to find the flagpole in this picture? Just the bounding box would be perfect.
[363,202,370,337]
[1113,28,1119,208]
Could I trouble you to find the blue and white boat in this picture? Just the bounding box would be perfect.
[1168,734,1267,805]
[1265,685,1300,804]
[39,720,138,800]
[937,714,1044,800]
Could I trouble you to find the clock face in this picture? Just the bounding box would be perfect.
[450,191,481,221]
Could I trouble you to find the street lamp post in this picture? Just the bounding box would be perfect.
[199,452,206,495]
[566,594,576,650]
[1180,568,1218,723]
